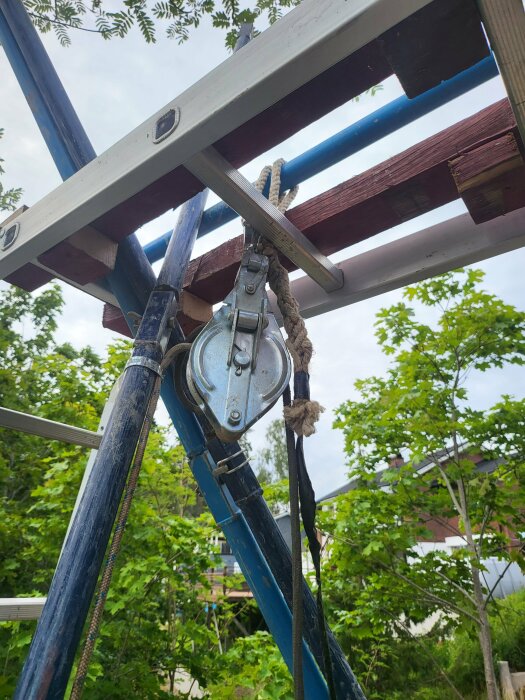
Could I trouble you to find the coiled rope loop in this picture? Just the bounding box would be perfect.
[254,159,324,437]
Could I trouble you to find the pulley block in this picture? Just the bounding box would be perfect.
[185,248,291,442]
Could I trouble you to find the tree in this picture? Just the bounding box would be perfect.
[0,285,244,697]
[0,129,22,213]
[206,631,293,699]
[258,418,288,481]
[323,269,525,700]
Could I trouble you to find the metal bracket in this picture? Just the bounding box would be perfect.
[213,449,251,477]
[125,356,162,376]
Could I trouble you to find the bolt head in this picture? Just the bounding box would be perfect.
[228,409,242,425]
[245,283,256,294]
[233,350,251,369]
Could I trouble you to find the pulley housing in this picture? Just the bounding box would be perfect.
[186,249,291,442]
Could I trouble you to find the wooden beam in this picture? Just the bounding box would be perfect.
[2,209,117,289]
[38,227,117,285]
[477,0,525,142]
[449,132,525,223]
[183,99,520,305]
[58,0,491,244]
[379,0,489,97]
[5,262,54,291]
[0,0,429,280]
[106,206,525,333]
[3,1,491,293]
[102,290,212,338]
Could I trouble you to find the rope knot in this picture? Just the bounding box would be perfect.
[256,159,323,437]
[284,399,325,437]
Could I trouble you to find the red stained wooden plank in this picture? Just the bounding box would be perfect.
[93,43,392,242]
[5,0,490,293]
[91,3,488,242]
[449,132,525,223]
[38,227,117,284]
[103,303,133,338]
[183,99,518,305]
[184,237,245,306]
[5,263,54,291]
[102,290,212,338]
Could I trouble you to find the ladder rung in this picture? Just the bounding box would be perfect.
[0,598,47,621]
[0,407,102,449]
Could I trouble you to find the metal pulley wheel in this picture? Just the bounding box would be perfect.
[185,249,291,442]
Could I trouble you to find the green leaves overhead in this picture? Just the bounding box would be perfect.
[0,128,22,213]
[22,0,302,46]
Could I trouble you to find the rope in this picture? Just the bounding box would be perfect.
[70,343,191,700]
[254,159,324,437]
[255,160,336,699]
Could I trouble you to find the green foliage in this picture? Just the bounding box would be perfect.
[0,128,22,212]
[257,419,288,482]
[206,631,293,699]
[326,269,525,698]
[0,285,240,698]
[255,419,289,513]
[22,0,302,46]
[446,588,525,696]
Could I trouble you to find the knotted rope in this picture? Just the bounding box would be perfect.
[254,159,324,437]
[253,161,336,700]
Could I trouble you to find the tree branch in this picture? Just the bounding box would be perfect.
[483,544,525,609]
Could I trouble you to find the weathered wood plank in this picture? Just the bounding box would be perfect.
[183,99,519,304]
[449,132,525,223]
[92,3,489,242]
[4,1,491,293]
[477,0,525,143]
[103,290,212,338]
[38,227,117,284]
[2,208,118,288]
[379,0,489,97]
[4,263,54,291]
[2,209,56,290]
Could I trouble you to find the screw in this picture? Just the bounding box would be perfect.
[228,409,242,425]
[245,284,256,294]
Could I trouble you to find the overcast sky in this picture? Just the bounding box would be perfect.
[1,9,525,498]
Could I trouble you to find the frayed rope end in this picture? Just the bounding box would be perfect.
[284,399,325,437]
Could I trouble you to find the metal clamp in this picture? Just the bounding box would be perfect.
[125,356,162,376]
[213,450,251,477]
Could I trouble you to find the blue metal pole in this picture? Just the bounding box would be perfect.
[108,274,330,698]
[143,54,499,263]
[0,0,95,178]
[1,6,346,698]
